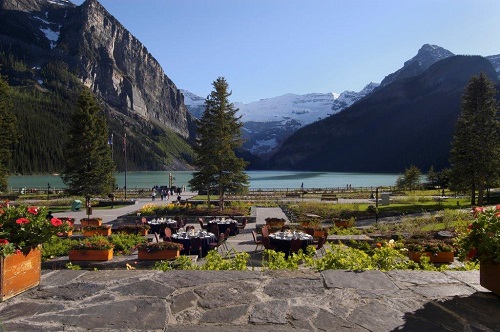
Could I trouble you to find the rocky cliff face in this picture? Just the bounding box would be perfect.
[61,0,191,138]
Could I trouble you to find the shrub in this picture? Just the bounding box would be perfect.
[110,233,147,254]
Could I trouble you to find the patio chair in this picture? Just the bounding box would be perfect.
[198,218,207,230]
[164,227,172,241]
[251,231,263,251]
[262,236,276,250]
[223,228,231,250]
[189,237,203,257]
[316,236,326,256]
[208,233,225,253]
[229,222,238,236]
[289,238,302,255]
[186,225,195,231]
[209,223,219,236]
[237,218,248,231]
[261,225,269,238]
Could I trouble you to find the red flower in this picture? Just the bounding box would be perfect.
[0,208,4,215]
[50,218,63,227]
[16,217,30,224]
[376,242,382,248]
[467,248,477,259]
[0,239,9,244]
[15,249,21,255]
[467,223,473,231]
[27,206,39,215]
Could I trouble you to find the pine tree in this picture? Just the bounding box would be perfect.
[0,77,17,191]
[449,73,500,205]
[426,165,439,188]
[62,88,115,196]
[189,77,249,210]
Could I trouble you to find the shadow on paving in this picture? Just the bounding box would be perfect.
[391,292,500,331]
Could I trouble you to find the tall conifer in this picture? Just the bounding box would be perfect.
[0,77,17,191]
[449,73,500,205]
[62,88,115,195]
[189,77,249,210]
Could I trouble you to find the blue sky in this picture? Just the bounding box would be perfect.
[72,0,500,103]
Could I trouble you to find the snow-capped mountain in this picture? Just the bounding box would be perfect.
[182,83,379,156]
[486,54,500,78]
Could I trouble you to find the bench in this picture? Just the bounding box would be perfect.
[321,194,338,201]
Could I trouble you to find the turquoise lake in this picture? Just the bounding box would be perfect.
[8,171,399,190]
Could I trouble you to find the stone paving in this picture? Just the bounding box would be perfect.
[4,203,497,331]
[0,269,498,331]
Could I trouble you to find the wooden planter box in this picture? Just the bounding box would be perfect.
[0,246,41,301]
[80,219,102,227]
[138,249,180,261]
[117,228,149,236]
[68,249,113,261]
[480,261,500,296]
[83,228,111,237]
[408,251,454,263]
[334,221,353,228]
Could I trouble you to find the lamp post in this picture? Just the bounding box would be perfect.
[47,183,50,201]
[375,187,380,223]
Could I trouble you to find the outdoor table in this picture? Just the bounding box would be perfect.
[171,231,216,257]
[208,218,239,236]
[269,231,313,255]
[147,218,178,234]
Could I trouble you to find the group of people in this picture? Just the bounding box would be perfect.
[151,185,184,203]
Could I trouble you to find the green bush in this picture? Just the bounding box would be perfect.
[109,233,146,255]
[42,237,76,260]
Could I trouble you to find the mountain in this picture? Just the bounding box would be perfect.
[486,54,500,78]
[0,0,195,173]
[268,55,499,173]
[380,44,454,87]
[182,83,379,157]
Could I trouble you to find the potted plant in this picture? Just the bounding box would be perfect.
[116,224,150,236]
[0,204,70,301]
[405,239,455,263]
[80,218,103,227]
[265,217,286,228]
[82,224,112,237]
[136,241,183,260]
[455,208,500,295]
[68,236,114,261]
[333,217,355,228]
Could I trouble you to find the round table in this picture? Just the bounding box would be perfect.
[269,232,313,256]
[172,231,216,257]
[208,219,239,236]
[148,219,178,234]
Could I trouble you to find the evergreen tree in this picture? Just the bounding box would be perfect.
[62,89,115,196]
[426,165,439,188]
[449,73,500,205]
[189,77,249,210]
[0,76,17,191]
[404,165,421,192]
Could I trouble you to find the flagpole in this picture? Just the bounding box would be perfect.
[124,133,127,200]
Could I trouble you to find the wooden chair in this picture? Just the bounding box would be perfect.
[164,227,172,241]
[229,222,238,236]
[189,237,203,257]
[237,218,248,232]
[251,231,263,251]
[262,236,276,250]
[223,228,231,250]
[209,223,219,236]
[289,238,302,255]
[186,225,195,231]
[261,225,269,238]
[316,236,326,256]
[198,218,207,230]
[209,233,225,253]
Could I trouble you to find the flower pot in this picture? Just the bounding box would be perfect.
[80,218,102,227]
[0,246,41,301]
[83,228,112,237]
[57,230,73,237]
[334,221,352,228]
[68,249,113,261]
[408,251,454,263]
[138,249,180,261]
[480,261,500,295]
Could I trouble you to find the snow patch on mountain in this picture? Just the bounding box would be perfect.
[486,54,500,78]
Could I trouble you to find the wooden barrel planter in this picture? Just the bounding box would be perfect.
[0,246,41,301]
[68,249,113,261]
[408,251,454,263]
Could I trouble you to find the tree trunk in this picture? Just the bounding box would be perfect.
[471,183,476,206]
[477,182,484,206]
